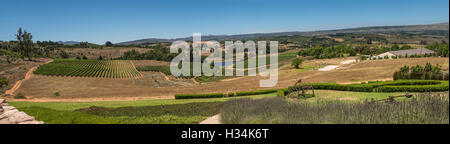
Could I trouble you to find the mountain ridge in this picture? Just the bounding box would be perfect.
[117,22,449,45]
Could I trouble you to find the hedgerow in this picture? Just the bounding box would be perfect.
[289,80,449,92]
[235,89,280,96]
[174,80,448,99]
[174,93,225,99]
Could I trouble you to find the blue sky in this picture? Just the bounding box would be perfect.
[0,0,448,44]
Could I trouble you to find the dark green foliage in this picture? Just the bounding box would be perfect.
[53,92,60,97]
[118,44,177,61]
[0,77,8,88]
[288,80,449,92]
[426,42,449,57]
[393,63,447,80]
[235,89,280,96]
[105,41,113,47]
[221,95,449,124]
[175,93,225,99]
[291,58,303,69]
[175,89,283,99]
[276,90,285,97]
[227,92,235,97]
[298,44,356,59]
[14,93,26,99]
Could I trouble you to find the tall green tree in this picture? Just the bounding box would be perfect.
[15,27,34,60]
[105,41,113,47]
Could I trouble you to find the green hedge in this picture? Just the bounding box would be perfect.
[174,93,225,99]
[235,89,280,96]
[174,89,286,99]
[289,80,449,92]
[175,80,449,99]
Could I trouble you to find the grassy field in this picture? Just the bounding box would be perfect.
[8,90,418,124]
[34,59,141,78]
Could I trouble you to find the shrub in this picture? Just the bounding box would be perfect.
[277,90,285,97]
[0,77,8,88]
[227,92,235,97]
[175,93,224,99]
[394,63,446,80]
[14,93,26,99]
[54,92,60,97]
[291,58,303,69]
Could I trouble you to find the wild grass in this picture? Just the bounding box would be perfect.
[221,93,449,124]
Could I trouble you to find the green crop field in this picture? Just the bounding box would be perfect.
[33,59,141,78]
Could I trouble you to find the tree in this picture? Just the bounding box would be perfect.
[15,27,34,60]
[291,58,304,69]
[105,41,113,47]
[97,56,103,60]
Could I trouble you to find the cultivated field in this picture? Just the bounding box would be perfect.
[10,57,449,100]
[33,59,142,78]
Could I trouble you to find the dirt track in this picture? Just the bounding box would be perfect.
[5,59,53,95]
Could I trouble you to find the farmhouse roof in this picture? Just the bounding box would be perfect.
[388,48,435,56]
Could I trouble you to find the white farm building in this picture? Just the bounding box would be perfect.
[374,48,435,59]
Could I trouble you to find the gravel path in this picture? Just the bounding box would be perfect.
[200,114,221,124]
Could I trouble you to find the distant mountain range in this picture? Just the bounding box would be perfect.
[56,41,80,45]
[117,22,449,45]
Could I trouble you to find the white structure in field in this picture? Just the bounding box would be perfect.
[374,48,435,59]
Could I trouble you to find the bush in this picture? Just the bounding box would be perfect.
[0,77,8,88]
[175,93,225,99]
[276,90,286,97]
[291,58,303,69]
[14,93,26,99]
[54,92,60,97]
[227,92,235,97]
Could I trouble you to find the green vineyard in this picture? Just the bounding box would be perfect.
[34,59,142,78]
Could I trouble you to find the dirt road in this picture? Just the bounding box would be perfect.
[5,59,53,95]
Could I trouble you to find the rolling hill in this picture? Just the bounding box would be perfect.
[117,22,449,45]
